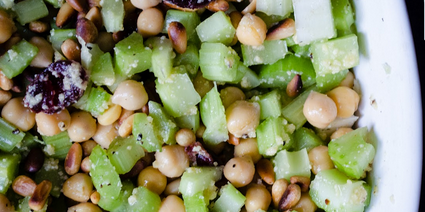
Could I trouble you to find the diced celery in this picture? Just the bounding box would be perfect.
[331,0,354,33]
[148,101,179,145]
[41,131,72,159]
[255,90,282,120]
[199,43,240,82]
[0,0,14,9]
[179,166,223,198]
[292,127,325,151]
[107,136,145,174]
[310,34,359,76]
[127,186,161,212]
[175,108,200,133]
[49,29,76,52]
[200,86,228,146]
[17,196,47,212]
[34,157,67,197]
[100,0,124,32]
[281,87,315,129]
[114,33,152,77]
[13,0,48,25]
[174,44,200,78]
[258,54,315,89]
[183,192,209,212]
[310,169,371,212]
[145,36,174,81]
[43,0,64,8]
[291,44,311,58]
[255,12,286,28]
[196,11,235,46]
[0,117,26,152]
[239,66,261,89]
[80,42,104,72]
[284,36,297,47]
[256,116,295,157]
[73,85,111,117]
[90,145,122,211]
[0,152,20,194]
[316,69,348,92]
[163,10,201,41]
[272,148,311,181]
[256,0,293,17]
[328,127,375,179]
[132,113,163,152]
[242,39,288,66]
[156,73,201,117]
[91,52,115,86]
[110,180,135,212]
[12,133,41,155]
[211,183,246,212]
[0,40,38,79]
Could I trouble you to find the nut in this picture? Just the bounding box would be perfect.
[29,36,54,68]
[0,71,13,91]
[24,147,45,173]
[66,0,89,13]
[241,0,256,15]
[290,176,311,192]
[65,142,83,175]
[29,180,52,211]
[272,178,289,208]
[266,18,296,41]
[88,0,101,8]
[82,140,97,156]
[76,17,98,44]
[61,39,81,61]
[278,183,301,211]
[81,156,91,173]
[118,113,135,137]
[12,175,37,197]
[29,21,50,33]
[286,74,303,97]
[90,191,100,204]
[0,90,12,106]
[206,0,229,12]
[85,6,103,30]
[120,159,145,180]
[56,2,77,28]
[228,132,240,145]
[256,158,275,185]
[229,11,242,29]
[141,104,149,114]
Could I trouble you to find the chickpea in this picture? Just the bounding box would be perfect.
[220,86,246,109]
[234,138,261,163]
[131,0,161,10]
[68,111,97,142]
[226,100,260,138]
[308,146,334,175]
[327,86,360,118]
[223,157,255,188]
[63,173,93,202]
[0,10,16,44]
[0,193,14,212]
[291,192,317,212]
[175,128,196,147]
[0,90,12,106]
[35,109,71,136]
[153,145,189,178]
[1,97,35,131]
[164,178,181,196]
[137,166,167,195]
[137,8,164,38]
[29,36,54,68]
[92,123,118,149]
[245,184,271,212]
[339,71,355,88]
[236,13,267,46]
[303,91,337,129]
[90,191,100,204]
[272,178,289,208]
[80,156,91,173]
[0,72,13,91]
[67,202,102,212]
[97,104,122,126]
[112,80,148,111]
[158,195,185,212]
[330,127,353,140]
[195,125,206,138]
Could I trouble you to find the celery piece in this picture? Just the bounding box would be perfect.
[256,116,295,157]
[0,40,38,79]
[90,145,122,211]
[73,85,111,117]
[127,186,161,212]
[328,127,375,179]
[41,131,72,159]
[156,73,201,117]
[242,39,288,66]
[183,192,209,212]
[240,66,261,89]
[255,90,282,120]
[310,169,371,212]
[0,0,14,9]
[17,196,47,212]
[132,113,163,152]
[43,0,64,8]
[0,152,20,194]
[258,54,315,89]
[256,0,293,17]
[175,108,200,133]
[110,180,135,212]
[196,11,235,46]
[114,32,152,77]
[100,0,124,32]
[34,157,67,197]
[148,101,179,145]
[331,0,354,32]
[255,12,285,29]
[162,9,201,40]
[211,183,246,212]
[310,34,359,76]
[179,166,223,198]
[200,86,229,146]
[272,148,311,181]
[11,133,41,155]
[80,42,104,72]
[292,127,325,151]
[230,61,248,84]
[145,36,174,81]
[49,29,76,52]
[291,44,311,58]
[13,0,48,25]
[284,36,297,47]
[0,117,26,152]
[281,87,315,129]
[174,44,200,78]
[107,136,145,174]
[91,52,115,86]
[316,69,348,92]
[199,43,240,82]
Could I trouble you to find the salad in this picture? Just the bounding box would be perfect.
[0,0,376,211]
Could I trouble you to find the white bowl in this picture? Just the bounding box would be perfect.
[353,1,422,211]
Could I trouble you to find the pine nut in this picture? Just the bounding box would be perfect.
[290,176,311,192]
[29,36,54,68]
[85,6,102,30]
[97,104,122,126]
[63,173,93,202]
[29,21,50,33]
[286,74,303,97]
[66,0,88,13]
[241,0,256,15]
[56,2,77,28]
[291,192,317,212]
[29,180,52,211]
[65,142,83,175]
[67,202,102,212]
[118,109,134,125]
[168,21,187,54]
[278,183,302,211]
[76,17,98,44]
[118,113,135,137]
[206,0,229,12]
[81,156,91,173]
[0,10,16,44]
[61,38,81,61]
[0,71,13,91]
[228,132,240,145]
[12,175,37,197]
[272,178,289,208]
[82,140,97,156]
[266,18,296,41]
[256,158,275,185]
[0,90,12,106]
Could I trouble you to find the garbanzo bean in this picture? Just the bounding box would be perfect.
[29,36,54,68]
[226,100,260,138]
[112,80,148,111]
[164,178,181,196]
[223,157,255,188]
[137,166,167,195]
[0,71,13,91]
[1,97,35,131]
[0,193,14,212]
[80,156,91,173]
[303,91,337,129]
[330,127,353,140]
[0,10,16,44]
[220,86,246,109]
[63,173,93,202]
[118,113,135,137]
[327,86,360,118]
[153,145,189,178]
[291,192,317,212]
[35,109,71,136]
[339,71,355,88]
[308,146,334,175]
[158,195,185,212]
[0,90,12,106]
[92,123,118,149]
[137,8,164,38]
[68,111,97,142]
[175,128,196,147]
[67,202,102,212]
[245,184,271,212]
[234,138,261,163]
[236,13,267,46]
[131,0,161,10]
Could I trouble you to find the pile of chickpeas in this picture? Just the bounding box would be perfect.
[0,0,363,211]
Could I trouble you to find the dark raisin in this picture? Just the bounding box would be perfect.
[164,0,214,9]
[185,142,215,166]
[23,60,88,114]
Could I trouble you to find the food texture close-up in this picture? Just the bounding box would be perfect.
[0,0,422,212]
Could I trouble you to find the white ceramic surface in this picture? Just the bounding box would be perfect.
[352,0,422,211]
